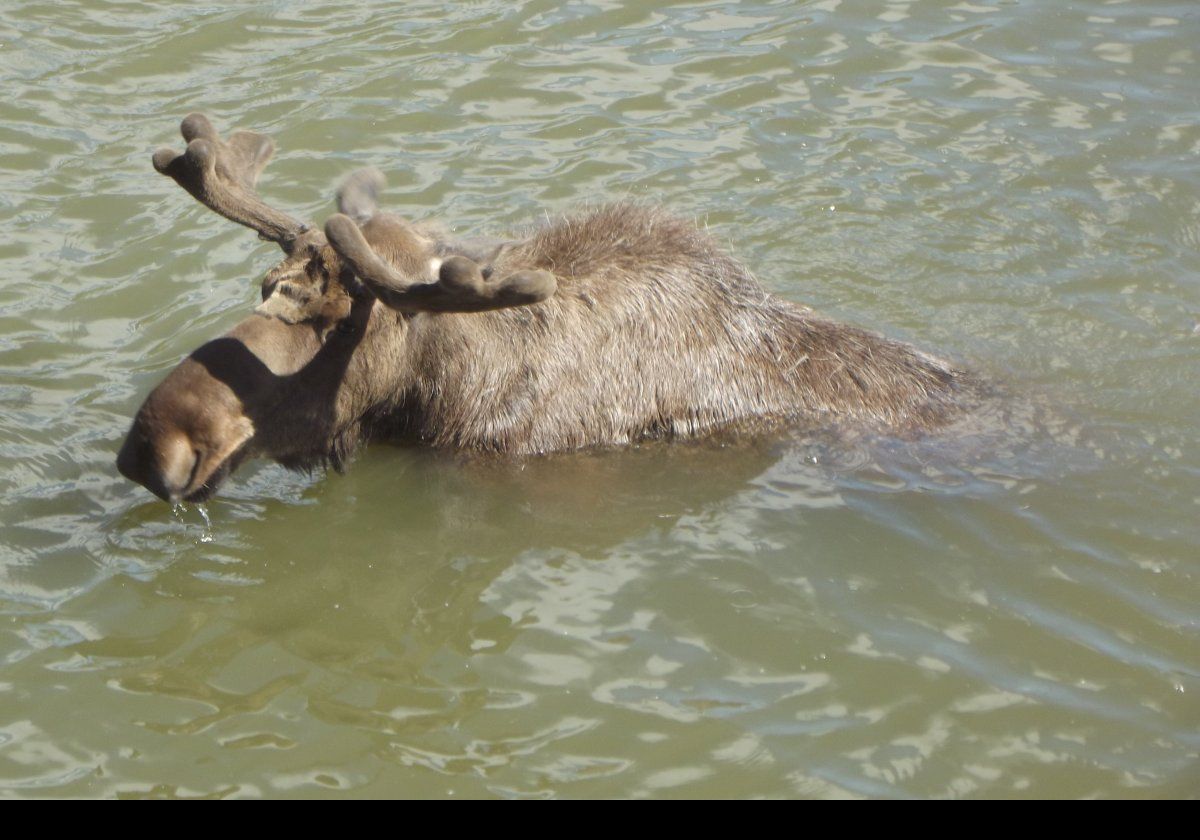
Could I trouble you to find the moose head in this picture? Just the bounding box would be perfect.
[117,114,555,503]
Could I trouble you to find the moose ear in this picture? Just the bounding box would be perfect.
[152,113,310,253]
[324,214,557,314]
[336,169,386,225]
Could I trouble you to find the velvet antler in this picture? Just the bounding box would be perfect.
[152,113,309,253]
[324,213,556,314]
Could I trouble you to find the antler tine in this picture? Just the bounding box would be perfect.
[153,113,309,253]
[325,214,556,314]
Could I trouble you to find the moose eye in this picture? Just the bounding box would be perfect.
[335,319,357,336]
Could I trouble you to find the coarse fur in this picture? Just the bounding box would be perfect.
[397,204,977,454]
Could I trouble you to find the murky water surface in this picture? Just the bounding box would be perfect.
[1,0,1197,798]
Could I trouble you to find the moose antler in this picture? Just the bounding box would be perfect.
[324,214,557,313]
[152,113,309,253]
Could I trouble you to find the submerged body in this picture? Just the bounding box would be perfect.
[116,115,981,503]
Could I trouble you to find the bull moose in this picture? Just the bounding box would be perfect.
[117,114,982,504]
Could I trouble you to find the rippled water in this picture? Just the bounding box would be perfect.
[1,0,1197,798]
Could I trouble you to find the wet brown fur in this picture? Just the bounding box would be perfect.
[390,204,978,454]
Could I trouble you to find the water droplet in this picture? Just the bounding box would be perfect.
[196,504,214,544]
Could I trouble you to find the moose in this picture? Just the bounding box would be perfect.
[117,114,982,504]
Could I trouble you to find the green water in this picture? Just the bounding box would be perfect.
[1,0,1197,798]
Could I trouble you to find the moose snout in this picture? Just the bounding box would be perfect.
[117,424,198,503]
[117,354,257,503]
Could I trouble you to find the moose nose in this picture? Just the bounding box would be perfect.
[117,424,198,503]
[117,347,259,503]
